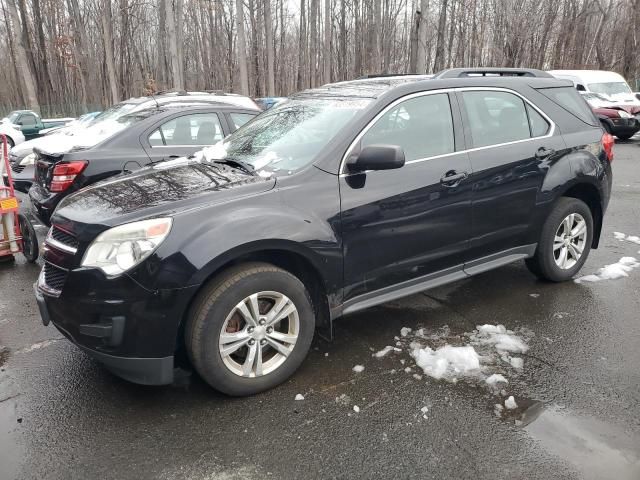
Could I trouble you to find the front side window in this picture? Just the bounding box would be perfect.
[360,93,455,161]
[149,113,223,147]
[462,91,534,148]
[20,114,36,126]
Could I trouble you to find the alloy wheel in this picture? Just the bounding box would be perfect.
[218,291,299,378]
[553,213,587,270]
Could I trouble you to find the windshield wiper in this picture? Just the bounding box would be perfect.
[212,158,256,176]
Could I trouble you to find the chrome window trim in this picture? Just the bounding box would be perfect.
[338,86,556,176]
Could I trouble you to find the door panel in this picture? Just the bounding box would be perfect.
[339,92,472,302]
[340,154,473,301]
[458,90,567,260]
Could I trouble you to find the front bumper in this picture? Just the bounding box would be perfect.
[34,265,198,386]
[609,117,640,137]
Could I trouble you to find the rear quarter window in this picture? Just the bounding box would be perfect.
[537,86,597,126]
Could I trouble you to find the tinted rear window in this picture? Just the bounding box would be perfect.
[537,86,597,125]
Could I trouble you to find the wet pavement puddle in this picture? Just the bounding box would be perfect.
[524,407,640,480]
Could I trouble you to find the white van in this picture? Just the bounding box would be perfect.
[548,70,640,106]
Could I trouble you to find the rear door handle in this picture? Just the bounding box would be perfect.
[535,147,555,159]
[440,170,468,187]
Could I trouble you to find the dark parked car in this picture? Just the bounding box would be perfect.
[35,68,613,396]
[29,103,259,226]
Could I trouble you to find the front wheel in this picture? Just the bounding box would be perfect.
[18,214,38,262]
[185,262,315,396]
[525,197,593,282]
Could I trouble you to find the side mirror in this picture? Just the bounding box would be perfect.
[347,144,405,173]
[16,120,23,126]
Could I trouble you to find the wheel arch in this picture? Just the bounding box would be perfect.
[175,242,333,358]
[560,182,603,248]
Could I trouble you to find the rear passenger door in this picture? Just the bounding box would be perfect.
[142,112,227,163]
[339,92,473,304]
[457,89,566,265]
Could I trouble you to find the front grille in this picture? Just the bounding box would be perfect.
[51,226,79,250]
[11,163,25,174]
[43,263,68,291]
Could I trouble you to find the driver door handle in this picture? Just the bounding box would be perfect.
[440,170,468,187]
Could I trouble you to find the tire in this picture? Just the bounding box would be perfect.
[185,262,315,396]
[525,197,593,282]
[616,134,634,141]
[18,214,38,263]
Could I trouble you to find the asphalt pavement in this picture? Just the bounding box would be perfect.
[1,138,639,480]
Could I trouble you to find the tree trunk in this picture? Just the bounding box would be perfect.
[416,0,429,73]
[432,0,448,72]
[102,0,119,104]
[323,0,331,83]
[6,0,39,110]
[164,0,183,89]
[236,0,250,95]
[264,0,276,95]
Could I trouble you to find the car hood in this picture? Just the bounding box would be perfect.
[53,158,275,228]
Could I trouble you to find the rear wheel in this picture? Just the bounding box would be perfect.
[185,262,315,396]
[525,197,593,282]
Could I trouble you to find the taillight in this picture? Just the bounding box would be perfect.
[602,132,614,163]
[50,161,88,192]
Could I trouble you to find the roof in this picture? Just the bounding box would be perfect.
[292,75,435,100]
[293,73,571,101]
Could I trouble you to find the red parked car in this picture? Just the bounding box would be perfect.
[581,92,640,140]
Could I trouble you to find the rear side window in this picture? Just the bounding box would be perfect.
[461,91,532,148]
[229,113,256,130]
[526,105,550,137]
[149,113,224,146]
[537,86,597,125]
[20,114,36,126]
[361,93,454,161]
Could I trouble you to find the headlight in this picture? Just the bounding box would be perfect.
[19,152,36,166]
[81,218,172,276]
[618,110,633,118]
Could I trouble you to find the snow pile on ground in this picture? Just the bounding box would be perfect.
[411,345,480,380]
[373,345,401,358]
[294,394,305,401]
[486,374,509,386]
[613,231,640,245]
[574,256,640,283]
[352,365,365,373]
[504,396,518,410]
[405,324,530,382]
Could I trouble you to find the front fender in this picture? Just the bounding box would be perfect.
[130,197,342,297]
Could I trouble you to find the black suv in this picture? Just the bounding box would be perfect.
[29,102,259,226]
[35,69,613,395]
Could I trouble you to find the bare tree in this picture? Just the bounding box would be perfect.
[5,0,38,110]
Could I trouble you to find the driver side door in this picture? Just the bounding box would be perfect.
[339,92,473,310]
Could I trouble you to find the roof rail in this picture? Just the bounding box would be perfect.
[432,67,552,79]
[356,73,431,79]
